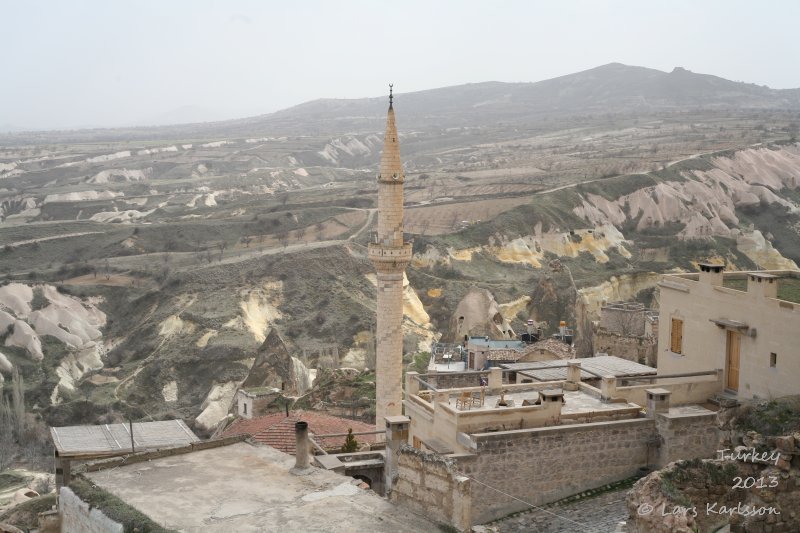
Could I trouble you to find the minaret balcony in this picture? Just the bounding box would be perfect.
[368,242,413,271]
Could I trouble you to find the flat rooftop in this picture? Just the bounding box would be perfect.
[468,389,641,415]
[86,441,435,532]
[502,356,656,381]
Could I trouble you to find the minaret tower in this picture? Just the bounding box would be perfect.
[369,85,412,427]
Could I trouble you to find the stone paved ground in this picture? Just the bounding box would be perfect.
[490,486,630,533]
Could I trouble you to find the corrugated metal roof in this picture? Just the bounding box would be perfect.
[50,419,199,457]
[502,356,656,381]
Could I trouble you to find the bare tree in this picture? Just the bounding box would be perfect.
[11,367,26,438]
[276,230,289,248]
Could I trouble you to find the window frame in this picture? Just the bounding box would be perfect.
[670,317,684,355]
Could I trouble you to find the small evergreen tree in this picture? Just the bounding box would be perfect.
[341,428,358,453]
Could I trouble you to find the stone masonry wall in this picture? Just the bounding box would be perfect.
[594,329,656,366]
[654,411,720,467]
[456,418,657,524]
[427,372,486,390]
[59,487,124,533]
[391,446,471,531]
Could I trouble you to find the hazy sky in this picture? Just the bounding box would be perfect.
[3,0,799,131]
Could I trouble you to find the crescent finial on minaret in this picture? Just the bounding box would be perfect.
[389,84,393,108]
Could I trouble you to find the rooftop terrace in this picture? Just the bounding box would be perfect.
[722,273,800,304]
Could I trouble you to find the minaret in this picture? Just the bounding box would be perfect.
[369,85,412,427]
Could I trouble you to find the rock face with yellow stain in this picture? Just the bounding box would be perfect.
[239,282,284,343]
[736,229,798,270]
[487,223,631,267]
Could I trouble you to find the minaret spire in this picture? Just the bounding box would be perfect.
[369,84,412,428]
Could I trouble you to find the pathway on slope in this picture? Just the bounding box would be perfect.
[189,207,375,267]
[5,231,104,248]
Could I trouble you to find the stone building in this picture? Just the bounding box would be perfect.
[368,86,413,426]
[234,387,281,419]
[395,356,724,527]
[657,264,800,399]
[600,301,647,336]
[465,336,575,370]
[595,301,658,365]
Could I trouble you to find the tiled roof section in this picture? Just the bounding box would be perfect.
[486,349,524,361]
[222,411,376,454]
[525,338,576,359]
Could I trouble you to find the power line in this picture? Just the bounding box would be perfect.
[455,470,595,532]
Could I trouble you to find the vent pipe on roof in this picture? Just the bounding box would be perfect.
[291,421,312,475]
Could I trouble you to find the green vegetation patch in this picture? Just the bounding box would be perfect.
[735,398,800,436]
[660,458,738,509]
[69,476,173,533]
[576,173,658,201]
[0,472,27,491]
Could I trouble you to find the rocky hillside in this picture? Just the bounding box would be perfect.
[2,144,799,436]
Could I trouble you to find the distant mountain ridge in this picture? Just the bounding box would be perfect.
[259,63,800,130]
[4,63,799,143]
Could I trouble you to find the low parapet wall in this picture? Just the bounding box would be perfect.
[614,371,723,406]
[59,487,123,533]
[77,434,247,473]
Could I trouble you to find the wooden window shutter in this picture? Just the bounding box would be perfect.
[671,318,683,354]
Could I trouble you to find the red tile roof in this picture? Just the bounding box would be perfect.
[221,410,377,454]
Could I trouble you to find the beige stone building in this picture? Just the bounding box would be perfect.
[398,355,723,525]
[657,264,800,400]
[369,86,413,426]
[595,301,658,365]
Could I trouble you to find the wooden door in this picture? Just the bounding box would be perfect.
[726,331,740,391]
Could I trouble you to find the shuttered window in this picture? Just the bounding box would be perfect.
[670,318,683,354]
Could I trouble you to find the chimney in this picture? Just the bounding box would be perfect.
[747,273,778,299]
[564,362,581,391]
[698,262,724,286]
[646,388,671,417]
[291,421,312,475]
[384,415,410,496]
